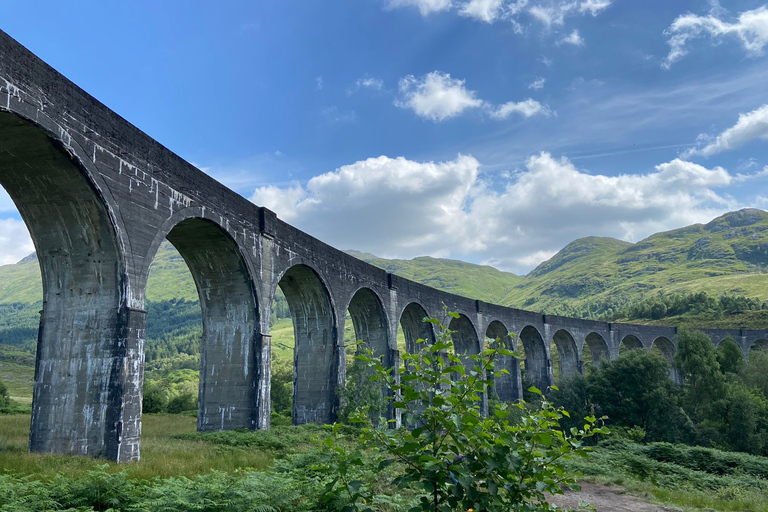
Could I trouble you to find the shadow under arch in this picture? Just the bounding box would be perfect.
[620,334,644,353]
[750,339,768,352]
[0,112,137,460]
[486,320,521,402]
[449,313,480,373]
[584,332,610,366]
[277,264,338,425]
[519,325,551,392]
[152,217,264,432]
[399,302,435,355]
[346,287,392,368]
[652,336,680,383]
[552,329,580,380]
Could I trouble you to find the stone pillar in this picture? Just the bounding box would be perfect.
[255,334,271,430]
[29,304,145,463]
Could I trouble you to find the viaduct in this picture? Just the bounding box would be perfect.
[1,31,767,462]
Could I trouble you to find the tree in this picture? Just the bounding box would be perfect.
[587,349,690,443]
[675,329,726,423]
[716,337,744,375]
[319,311,605,512]
[0,378,10,410]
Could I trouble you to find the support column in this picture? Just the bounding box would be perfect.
[255,334,271,430]
[29,304,145,463]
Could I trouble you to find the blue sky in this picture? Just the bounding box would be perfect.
[1,0,768,273]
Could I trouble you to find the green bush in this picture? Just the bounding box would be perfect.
[318,311,605,512]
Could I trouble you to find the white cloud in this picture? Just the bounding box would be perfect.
[387,0,613,35]
[685,104,768,157]
[0,218,33,265]
[528,1,610,27]
[396,71,551,122]
[490,98,551,119]
[459,0,505,22]
[558,29,585,46]
[396,72,484,121]
[663,5,768,69]
[316,76,323,90]
[250,152,742,273]
[356,77,384,90]
[578,0,611,16]
[387,0,452,16]
[528,77,546,90]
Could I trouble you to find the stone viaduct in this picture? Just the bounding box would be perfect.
[1,31,767,462]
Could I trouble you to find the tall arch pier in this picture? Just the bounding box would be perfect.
[2,32,767,462]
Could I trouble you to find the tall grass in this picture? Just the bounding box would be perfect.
[0,414,272,480]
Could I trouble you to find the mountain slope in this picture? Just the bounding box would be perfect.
[345,250,523,303]
[502,208,768,316]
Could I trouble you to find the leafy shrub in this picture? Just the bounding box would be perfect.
[318,311,606,512]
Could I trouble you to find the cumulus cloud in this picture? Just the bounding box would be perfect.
[0,218,34,265]
[528,77,546,90]
[459,0,505,22]
[396,71,550,122]
[685,104,768,157]
[529,0,611,27]
[663,5,768,69]
[387,0,612,30]
[249,152,744,274]
[558,29,585,46]
[386,0,452,16]
[489,98,551,119]
[356,77,384,90]
[396,72,484,122]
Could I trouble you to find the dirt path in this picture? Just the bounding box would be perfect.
[548,482,682,511]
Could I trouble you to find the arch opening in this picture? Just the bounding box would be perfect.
[551,329,579,381]
[620,334,644,354]
[584,332,610,368]
[0,113,135,460]
[750,339,768,352]
[449,314,480,375]
[651,336,680,383]
[278,264,337,425]
[486,320,521,402]
[399,302,435,356]
[519,325,551,392]
[154,218,263,432]
[342,288,392,421]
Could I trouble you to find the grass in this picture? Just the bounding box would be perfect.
[0,414,273,480]
[566,440,768,511]
[2,412,768,510]
[0,345,34,404]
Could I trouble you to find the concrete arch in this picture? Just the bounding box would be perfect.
[584,332,610,366]
[346,287,392,368]
[651,337,676,363]
[552,329,580,380]
[277,264,338,425]
[750,339,768,352]
[486,320,521,402]
[449,314,480,373]
[620,334,644,353]
[153,217,265,432]
[652,336,680,383]
[519,325,551,392]
[141,206,263,314]
[399,302,435,355]
[0,112,138,460]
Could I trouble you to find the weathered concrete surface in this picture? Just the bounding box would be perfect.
[2,30,768,462]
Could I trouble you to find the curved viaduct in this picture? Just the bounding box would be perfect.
[1,32,767,462]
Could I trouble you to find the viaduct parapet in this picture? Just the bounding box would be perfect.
[1,31,766,462]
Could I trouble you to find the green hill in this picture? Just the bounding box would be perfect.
[500,208,768,317]
[345,250,523,303]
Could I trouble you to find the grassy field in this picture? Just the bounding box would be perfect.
[0,414,276,480]
[1,412,767,511]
